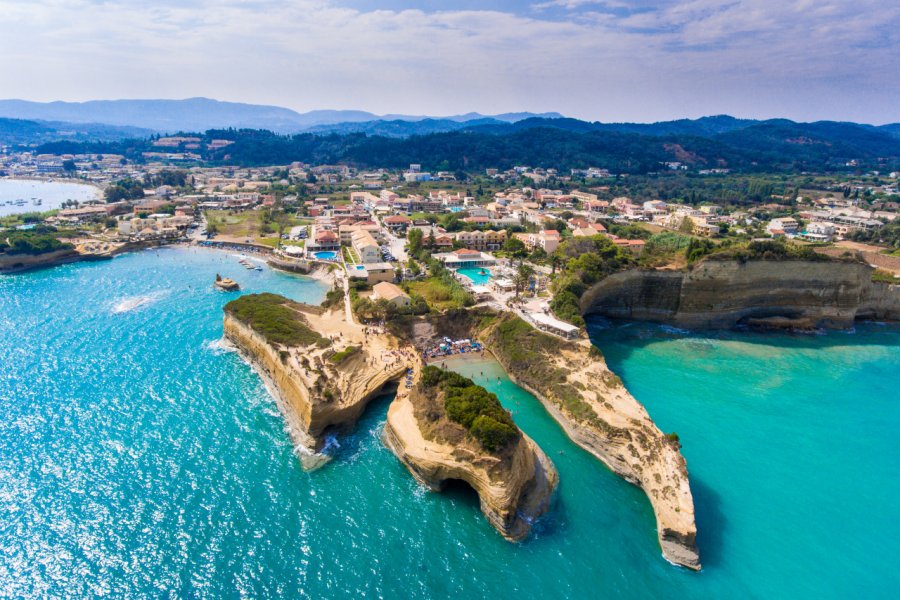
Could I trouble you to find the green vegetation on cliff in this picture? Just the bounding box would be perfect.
[224,293,329,347]
[485,315,625,439]
[0,229,73,256]
[550,235,633,326]
[329,345,360,364]
[420,365,519,453]
[690,238,839,264]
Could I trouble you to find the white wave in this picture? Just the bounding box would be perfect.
[111,290,170,314]
[205,338,235,355]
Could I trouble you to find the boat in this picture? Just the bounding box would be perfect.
[214,274,240,291]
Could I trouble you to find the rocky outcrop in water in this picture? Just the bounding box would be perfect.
[580,259,900,329]
[481,313,700,569]
[382,365,558,541]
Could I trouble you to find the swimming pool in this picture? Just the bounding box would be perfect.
[314,251,338,261]
[456,267,491,286]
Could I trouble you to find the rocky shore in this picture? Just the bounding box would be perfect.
[479,314,700,569]
[382,365,558,541]
[222,294,413,468]
[223,294,559,538]
[0,240,160,274]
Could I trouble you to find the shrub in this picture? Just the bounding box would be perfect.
[329,345,360,364]
[0,231,72,256]
[420,365,519,453]
[321,288,344,309]
[549,290,585,328]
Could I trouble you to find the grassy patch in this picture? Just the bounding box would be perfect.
[257,236,282,248]
[406,277,469,311]
[205,210,261,238]
[225,293,329,347]
[872,269,899,283]
[329,345,360,364]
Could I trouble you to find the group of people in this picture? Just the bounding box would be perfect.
[422,338,484,361]
[380,348,416,372]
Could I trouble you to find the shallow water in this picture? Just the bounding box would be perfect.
[0,179,101,217]
[0,249,897,598]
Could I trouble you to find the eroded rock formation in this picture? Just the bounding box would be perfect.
[223,295,410,468]
[481,314,700,569]
[580,259,899,329]
[382,365,558,541]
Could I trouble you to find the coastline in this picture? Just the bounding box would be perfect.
[219,334,333,470]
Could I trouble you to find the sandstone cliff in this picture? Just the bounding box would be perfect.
[382,365,558,541]
[580,259,900,329]
[0,248,82,273]
[223,294,410,468]
[481,314,700,569]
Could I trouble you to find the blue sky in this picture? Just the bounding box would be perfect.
[0,0,897,123]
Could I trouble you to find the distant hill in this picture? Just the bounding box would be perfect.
[34,117,900,174]
[0,118,153,145]
[0,98,564,134]
[879,123,900,139]
[304,117,507,137]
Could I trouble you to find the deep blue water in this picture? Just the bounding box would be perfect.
[0,248,897,597]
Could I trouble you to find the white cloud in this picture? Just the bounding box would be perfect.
[0,0,896,123]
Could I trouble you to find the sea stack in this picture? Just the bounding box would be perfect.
[383,365,558,541]
[222,293,411,468]
[214,274,240,291]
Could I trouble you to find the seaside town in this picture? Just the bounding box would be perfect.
[2,145,899,338]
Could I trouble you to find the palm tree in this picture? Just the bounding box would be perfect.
[513,263,535,298]
[549,251,564,275]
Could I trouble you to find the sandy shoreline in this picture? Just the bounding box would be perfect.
[428,351,497,368]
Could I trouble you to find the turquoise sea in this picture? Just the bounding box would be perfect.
[1,248,897,598]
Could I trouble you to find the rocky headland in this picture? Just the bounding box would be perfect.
[222,293,411,468]
[479,313,700,569]
[0,239,156,274]
[580,258,900,330]
[382,365,558,541]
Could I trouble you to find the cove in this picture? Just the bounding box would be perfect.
[1,248,897,598]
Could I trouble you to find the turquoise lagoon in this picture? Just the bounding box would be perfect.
[0,248,897,598]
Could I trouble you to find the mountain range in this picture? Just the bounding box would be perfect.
[0,98,563,135]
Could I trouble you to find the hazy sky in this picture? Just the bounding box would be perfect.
[1,0,897,123]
